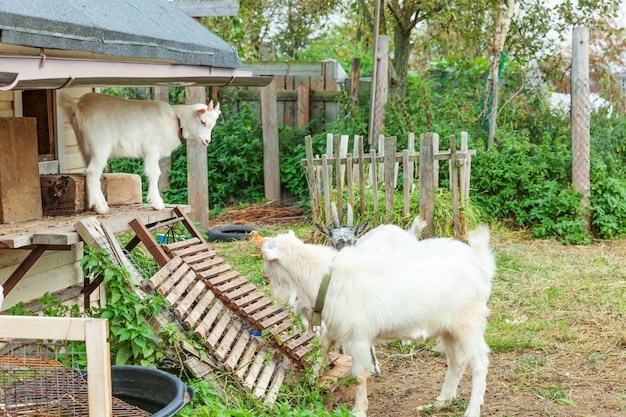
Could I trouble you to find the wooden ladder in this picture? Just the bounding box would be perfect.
[127,207,351,402]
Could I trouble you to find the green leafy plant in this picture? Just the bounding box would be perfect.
[81,246,166,366]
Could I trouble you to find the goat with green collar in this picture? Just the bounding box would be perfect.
[262,227,495,417]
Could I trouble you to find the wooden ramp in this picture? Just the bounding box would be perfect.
[124,207,351,403]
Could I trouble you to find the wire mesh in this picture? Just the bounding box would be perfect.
[0,340,149,417]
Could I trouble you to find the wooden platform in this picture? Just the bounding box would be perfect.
[0,204,190,249]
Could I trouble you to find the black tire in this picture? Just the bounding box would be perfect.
[207,225,257,242]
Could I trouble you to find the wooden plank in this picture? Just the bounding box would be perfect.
[243,297,273,315]
[253,356,277,398]
[214,320,242,361]
[157,262,191,296]
[185,290,215,328]
[171,241,211,259]
[285,332,315,353]
[182,251,218,267]
[243,350,265,390]
[201,264,234,281]
[234,338,259,379]
[174,281,206,318]
[129,218,170,267]
[384,136,396,222]
[165,237,202,252]
[251,304,281,323]
[194,299,225,339]
[216,276,248,293]
[191,256,224,272]
[224,330,251,372]
[205,312,232,349]
[165,269,197,305]
[148,256,183,289]
[264,360,287,404]
[224,283,256,300]
[260,309,290,329]
[0,118,42,223]
[233,291,265,308]
[84,319,113,417]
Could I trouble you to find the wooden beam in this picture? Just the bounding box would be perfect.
[261,79,281,201]
[186,86,210,230]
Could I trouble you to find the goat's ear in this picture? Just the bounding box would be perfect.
[263,247,280,262]
[355,221,370,237]
[315,223,330,237]
[196,108,207,116]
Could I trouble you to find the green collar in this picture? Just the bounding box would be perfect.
[312,272,331,327]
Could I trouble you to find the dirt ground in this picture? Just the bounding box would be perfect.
[209,203,626,417]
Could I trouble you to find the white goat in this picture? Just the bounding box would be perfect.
[59,93,221,213]
[262,226,495,417]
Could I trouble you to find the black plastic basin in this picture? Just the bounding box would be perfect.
[109,365,193,417]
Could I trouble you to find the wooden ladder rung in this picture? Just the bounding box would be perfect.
[157,262,191,296]
[252,357,277,399]
[205,312,232,349]
[243,351,266,390]
[181,249,217,266]
[164,237,202,252]
[214,321,243,361]
[234,339,260,379]
[251,305,282,324]
[260,310,290,329]
[202,265,234,281]
[224,331,252,372]
[216,277,248,293]
[184,290,215,328]
[148,256,183,290]
[194,300,225,339]
[174,281,206,318]
[243,297,273,315]
[224,283,257,300]
[165,270,197,305]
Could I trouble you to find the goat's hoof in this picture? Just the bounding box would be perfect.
[351,410,367,417]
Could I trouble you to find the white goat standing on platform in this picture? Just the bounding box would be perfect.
[262,226,495,417]
[60,93,221,214]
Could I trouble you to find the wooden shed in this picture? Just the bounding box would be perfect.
[0,0,269,312]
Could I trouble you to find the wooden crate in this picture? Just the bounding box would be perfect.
[40,174,87,216]
[0,117,43,223]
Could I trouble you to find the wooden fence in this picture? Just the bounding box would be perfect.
[301,132,476,238]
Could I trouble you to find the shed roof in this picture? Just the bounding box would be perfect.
[0,0,241,67]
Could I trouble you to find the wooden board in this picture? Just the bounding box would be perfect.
[0,117,43,223]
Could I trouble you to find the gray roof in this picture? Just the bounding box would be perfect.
[0,0,242,68]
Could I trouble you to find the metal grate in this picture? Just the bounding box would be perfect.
[0,341,148,417]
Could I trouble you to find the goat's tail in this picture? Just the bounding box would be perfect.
[58,94,87,155]
[467,224,496,283]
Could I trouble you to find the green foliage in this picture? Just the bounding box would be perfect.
[81,246,166,366]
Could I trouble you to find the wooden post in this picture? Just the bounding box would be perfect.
[358,135,366,214]
[155,87,171,192]
[449,135,460,238]
[322,155,331,224]
[261,78,281,202]
[185,86,209,230]
[370,149,378,212]
[304,135,319,224]
[402,149,411,217]
[350,58,361,102]
[419,133,435,238]
[334,134,343,221]
[297,80,310,128]
[571,26,590,232]
[384,136,396,222]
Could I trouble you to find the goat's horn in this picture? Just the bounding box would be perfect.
[331,202,341,227]
[346,204,354,227]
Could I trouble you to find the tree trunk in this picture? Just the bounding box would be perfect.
[390,25,412,99]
